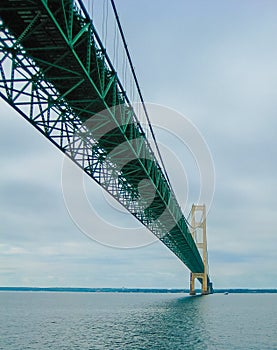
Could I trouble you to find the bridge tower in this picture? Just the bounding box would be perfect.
[189,204,212,295]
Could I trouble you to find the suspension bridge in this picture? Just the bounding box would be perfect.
[0,0,213,295]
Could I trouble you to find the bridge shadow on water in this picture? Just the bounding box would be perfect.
[102,294,214,350]
[137,295,212,350]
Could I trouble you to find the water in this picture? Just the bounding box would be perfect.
[0,292,276,350]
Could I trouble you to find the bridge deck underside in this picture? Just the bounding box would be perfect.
[0,0,205,274]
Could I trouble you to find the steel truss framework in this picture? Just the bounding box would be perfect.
[0,0,207,275]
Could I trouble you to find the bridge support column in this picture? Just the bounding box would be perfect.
[189,204,210,295]
[190,272,208,295]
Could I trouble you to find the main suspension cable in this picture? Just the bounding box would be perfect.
[109,0,173,190]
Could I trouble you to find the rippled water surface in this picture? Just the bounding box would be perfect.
[0,292,276,349]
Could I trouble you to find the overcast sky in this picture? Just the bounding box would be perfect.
[1,0,277,289]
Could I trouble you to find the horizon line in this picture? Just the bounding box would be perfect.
[1,286,277,293]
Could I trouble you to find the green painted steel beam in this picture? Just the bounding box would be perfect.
[0,0,206,275]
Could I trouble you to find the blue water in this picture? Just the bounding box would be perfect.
[0,292,276,349]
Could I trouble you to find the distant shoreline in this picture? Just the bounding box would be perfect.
[0,287,276,294]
